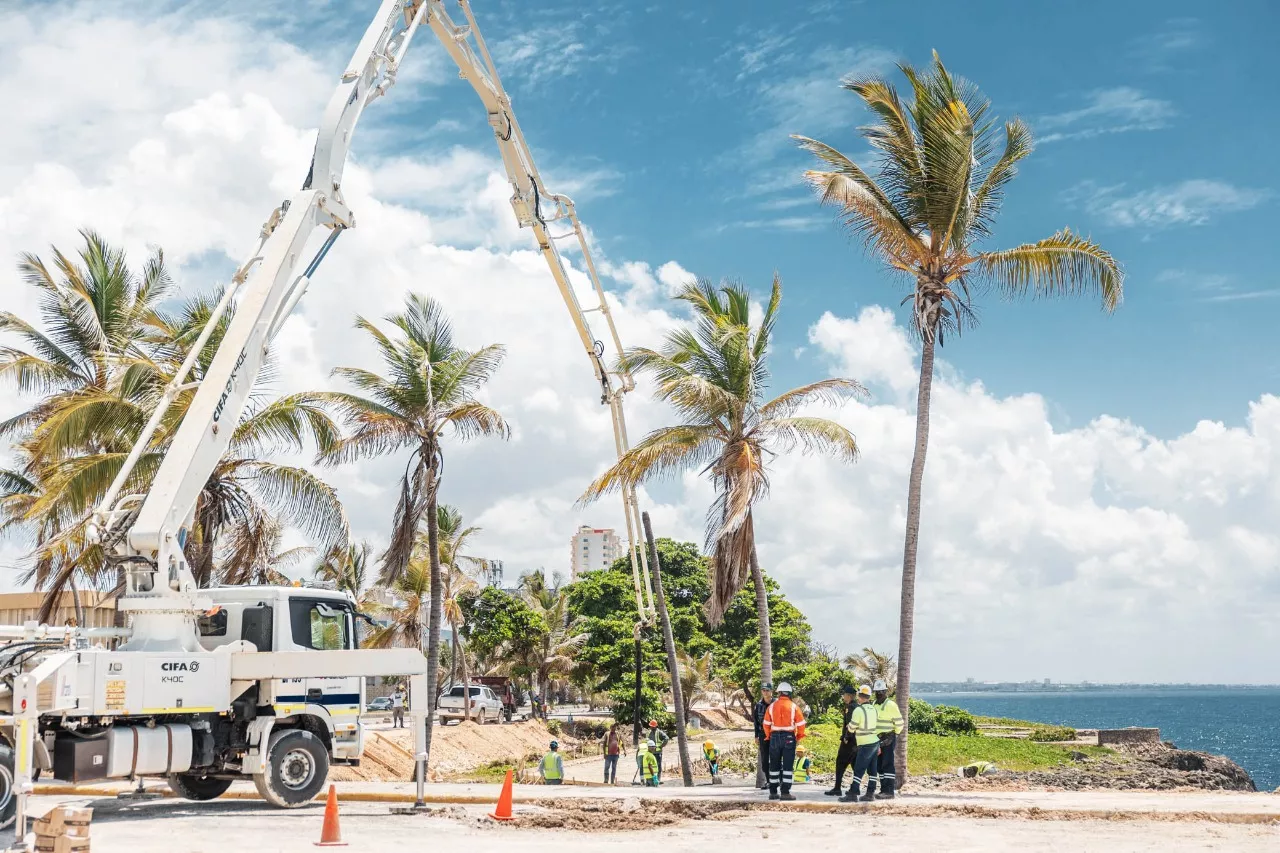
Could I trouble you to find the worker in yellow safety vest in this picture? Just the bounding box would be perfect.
[872,679,904,798]
[795,745,812,784]
[762,681,806,801]
[838,685,880,803]
[539,740,564,785]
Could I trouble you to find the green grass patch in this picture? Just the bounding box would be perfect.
[974,715,1039,727]
[800,723,1112,776]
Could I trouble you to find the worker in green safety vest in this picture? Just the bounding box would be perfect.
[539,739,565,785]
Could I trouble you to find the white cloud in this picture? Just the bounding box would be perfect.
[1037,87,1175,143]
[1066,179,1271,229]
[3,3,1280,685]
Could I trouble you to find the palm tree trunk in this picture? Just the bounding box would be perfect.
[749,536,773,685]
[453,616,472,720]
[643,512,693,786]
[422,463,443,769]
[895,331,937,787]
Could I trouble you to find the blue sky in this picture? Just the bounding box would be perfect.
[302,0,1278,438]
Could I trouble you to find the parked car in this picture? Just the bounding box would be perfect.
[438,684,504,724]
[472,676,518,722]
[366,696,393,712]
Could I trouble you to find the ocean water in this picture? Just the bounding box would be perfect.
[918,688,1280,791]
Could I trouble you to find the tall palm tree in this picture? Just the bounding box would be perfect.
[580,278,864,683]
[435,504,482,718]
[794,52,1123,773]
[307,294,508,763]
[0,235,345,618]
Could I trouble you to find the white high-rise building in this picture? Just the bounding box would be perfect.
[570,525,622,577]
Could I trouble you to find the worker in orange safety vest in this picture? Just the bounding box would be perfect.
[762,681,807,801]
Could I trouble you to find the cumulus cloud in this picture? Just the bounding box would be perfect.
[2,3,1278,685]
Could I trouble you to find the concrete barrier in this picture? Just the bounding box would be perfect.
[1097,727,1161,746]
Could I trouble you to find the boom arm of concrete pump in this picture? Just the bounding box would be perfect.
[88,0,432,630]
[424,1,655,622]
[88,0,654,632]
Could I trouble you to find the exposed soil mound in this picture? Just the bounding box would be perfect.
[689,708,752,730]
[913,742,1256,793]
[330,719,574,782]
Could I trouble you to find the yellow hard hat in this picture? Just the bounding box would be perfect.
[703,740,715,749]
[796,745,807,755]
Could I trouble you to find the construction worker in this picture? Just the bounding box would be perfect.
[795,745,812,784]
[702,740,722,785]
[872,679,904,799]
[839,685,880,803]
[762,681,806,801]
[539,740,564,785]
[753,682,774,789]
[390,684,407,728]
[639,741,660,786]
[824,684,857,797]
[648,719,670,777]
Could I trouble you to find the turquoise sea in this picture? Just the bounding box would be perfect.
[918,688,1280,791]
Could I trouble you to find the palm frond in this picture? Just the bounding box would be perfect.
[756,416,860,462]
[578,424,723,505]
[976,228,1123,311]
[758,378,868,418]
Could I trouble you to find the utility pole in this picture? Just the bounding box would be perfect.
[642,512,693,787]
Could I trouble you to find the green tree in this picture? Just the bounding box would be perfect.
[795,53,1122,773]
[307,294,508,766]
[457,585,543,674]
[515,570,588,699]
[580,279,864,685]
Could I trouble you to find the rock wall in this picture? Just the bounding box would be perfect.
[1096,727,1162,746]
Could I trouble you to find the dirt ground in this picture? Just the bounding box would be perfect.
[330,719,573,782]
[7,795,1278,852]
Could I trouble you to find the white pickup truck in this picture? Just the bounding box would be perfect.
[437,685,504,724]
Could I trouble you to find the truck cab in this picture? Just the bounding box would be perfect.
[197,585,365,762]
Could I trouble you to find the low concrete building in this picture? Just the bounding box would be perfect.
[0,591,116,629]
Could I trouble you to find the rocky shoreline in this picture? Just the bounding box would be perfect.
[916,740,1258,792]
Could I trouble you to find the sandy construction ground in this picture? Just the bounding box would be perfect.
[4,793,1278,852]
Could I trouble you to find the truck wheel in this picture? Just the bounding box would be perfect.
[476,708,487,725]
[253,729,329,808]
[168,772,234,801]
[0,743,14,830]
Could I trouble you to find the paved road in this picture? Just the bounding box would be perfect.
[4,793,1278,852]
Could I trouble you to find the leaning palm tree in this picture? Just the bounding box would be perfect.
[435,504,482,719]
[580,278,864,683]
[307,294,508,765]
[794,52,1123,773]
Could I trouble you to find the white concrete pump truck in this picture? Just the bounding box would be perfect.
[0,1,659,844]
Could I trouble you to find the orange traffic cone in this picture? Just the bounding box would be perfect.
[315,784,347,846]
[489,768,514,821]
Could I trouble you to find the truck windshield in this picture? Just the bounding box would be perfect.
[289,598,353,650]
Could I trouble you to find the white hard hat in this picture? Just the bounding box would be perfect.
[776,682,793,695]
[873,679,888,692]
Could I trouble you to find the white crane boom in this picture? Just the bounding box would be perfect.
[89,0,654,651]
[424,0,654,621]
